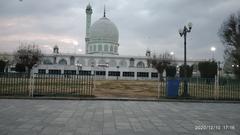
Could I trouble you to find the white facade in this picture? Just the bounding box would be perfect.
[37,52,159,80]
[34,4,202,80]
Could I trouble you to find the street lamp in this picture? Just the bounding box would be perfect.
[91,63,95,76]
[116,66,120,80]
[179,22,192,97]
[170,51,174,59]
[75,63,82,75]
[210,46,216,61]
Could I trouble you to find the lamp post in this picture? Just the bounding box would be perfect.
[116,66,119,80]
[179,22,192,97]
[76,63,82,75]
[210,46,216,61]
[170,51,174,59]
[91,63,94,76]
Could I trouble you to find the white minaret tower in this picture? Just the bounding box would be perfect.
[85,3,92,54]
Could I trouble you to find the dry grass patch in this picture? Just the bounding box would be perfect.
[94,80,159,98]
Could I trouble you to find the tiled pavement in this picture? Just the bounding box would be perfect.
[0,99,239,135]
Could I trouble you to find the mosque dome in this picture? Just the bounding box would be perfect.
[89,17,119,44]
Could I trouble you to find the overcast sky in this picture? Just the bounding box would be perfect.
[0,0,240,61]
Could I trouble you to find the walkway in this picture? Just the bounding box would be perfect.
[0,99,239,135]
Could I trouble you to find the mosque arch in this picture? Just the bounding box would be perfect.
[136,61,145,68]
[114,46,117,53]
[104,44,108,52]
[110,45,113,52]
[58,59,67,65]
[119,60,127,67]
[98,59,106,65]
[129,58,135,67]
[98,44,102,51]
[88,58,96,66]
[70,56,75,65]
[93,45,96,51]
[77,59,86,66]
[108,59,117,67]
[90,45,93,52]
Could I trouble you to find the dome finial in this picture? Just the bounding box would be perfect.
[103,5,106,17]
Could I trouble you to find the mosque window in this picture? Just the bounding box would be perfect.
[110,45,113,52]
[98,45,102,51]
[104,45,108,51]
[90,45,92,52]
[136,61,145,68]
[94,45,96,52]
[96,71,106,76]
[70,56,75,65]
[49,70,61,75]
[114,46,117,53]
[137,72,149,77]
[64,70,76,75]
[151,73,158,78]
[58,59,67,65]
[38,69,46,74]
[79,70,91,75]
[123,72,134,77]
[108,71,120,76]
[129,58,135,67]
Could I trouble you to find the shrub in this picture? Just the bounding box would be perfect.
[198,61,217,78]
[179,65,193,78]
[166,65,176,77]
[15,63,26,73]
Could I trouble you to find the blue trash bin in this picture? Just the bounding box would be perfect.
[167,79,179,98]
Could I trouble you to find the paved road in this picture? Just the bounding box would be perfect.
[0,99,239,135]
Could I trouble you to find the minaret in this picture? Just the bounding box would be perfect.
[103,5,106,17]
[85,3,92,54]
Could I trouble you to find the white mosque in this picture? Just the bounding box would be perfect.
[34,4,199,80]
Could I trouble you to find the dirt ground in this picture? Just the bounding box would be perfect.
[94,80,159,98]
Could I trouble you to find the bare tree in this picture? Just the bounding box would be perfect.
[14,43,43,73]
[219,12,240,78]
[150,52,173,80]
[0,53,11,73]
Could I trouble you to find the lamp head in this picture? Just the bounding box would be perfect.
[210,46,216,52]
[178,29,183,36]
[188,22,192,30]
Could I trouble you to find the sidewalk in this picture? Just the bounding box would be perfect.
[0,99,239,135]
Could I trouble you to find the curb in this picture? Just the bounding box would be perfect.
[0,96,240,103]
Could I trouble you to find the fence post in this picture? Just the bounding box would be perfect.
[28,70,35,97]
[92,71,95,96]
[157,73,160,98]
[214,75,219,100]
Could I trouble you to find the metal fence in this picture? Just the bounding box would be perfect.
[157,77,240,100]
[0,73,29,96]
[0,73,240,100]
[0,73,94,97]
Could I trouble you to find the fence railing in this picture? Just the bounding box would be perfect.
[0,73,29,96]
[0,73,240,100]
[157,77,240,100]
[0,73,94,97]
